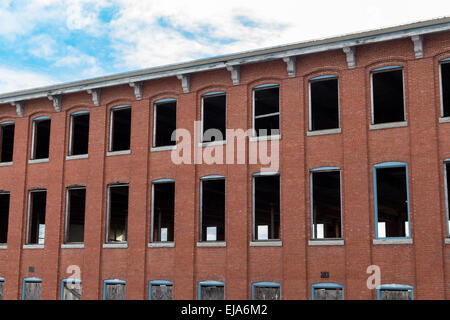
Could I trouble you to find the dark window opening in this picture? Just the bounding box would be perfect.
[110,108,131,152]
[151,284,173,300]
[152,183,175,242]
[23,281,41,300]
[27,190,46,245]
[254,175,280,241]
[0,193,10,244]
[70,114,89,156]
[254,87,280,137]
[310,78,339,131]
[0,280,3,300]
[33,119,51,160]
[107,185,128,243]
[442,63,450,117]
[376,167,409,238]
[203,95,226,142]
[254,286,280,300]
[372,69,405,124]
[379,289,412,300]
[154,101,176,147]
[0,124,14,163]
[200,285,224,300]
[201,179,225,242]
[446,163,450,235]
[62,281,82,300]
[66,188,86,243]
[314,288,343,300]
[104,283,126,300]
[312,171,341,239]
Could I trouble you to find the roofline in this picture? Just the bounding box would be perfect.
[1,16,450,104]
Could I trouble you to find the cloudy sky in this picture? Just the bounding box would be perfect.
[1,0,449,94]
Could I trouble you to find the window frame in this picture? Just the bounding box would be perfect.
[105,183,129,244]
[201,91,227,143]
[22,277,42,300]
[198,280,225,300]
[0,121,15,163]
[64,186,87,244]
[377,284,414,300]
[199,175,226,242]
[150,179,175,243]
[439,58,450,118]
[60,278,82,300]
[68,111,90,157]
[149,280,173,300]
[252,84,280,138]
[251,281,281,300]
[109,105,131,153]
[30,116,51,160]
[311,283,344,300]
[26,189,47,245]
[153,98,177,148]
[308,75,340,132]
[370,66,406,125]
[103,279,126,300]
[373,162,411,240]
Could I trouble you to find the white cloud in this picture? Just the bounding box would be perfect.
[0,67,56,93]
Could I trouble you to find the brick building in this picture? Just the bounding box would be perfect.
[0,17,450,300]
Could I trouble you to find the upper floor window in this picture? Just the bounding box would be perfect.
[200,176,225,242]
[31,117,51,160]
[253,85,280,137]
[202,92,226,143]
[440,59,450,117]
[69,111,89,156]
[151,180,175,243]
[26,189,47,245]
[153,99,176,148]
[0,192,10,244]
[106,184,129,243]
[109,106,131,152]
[253,173,280,241]
[64,187,86,244]
[0,122,14,163]
[309,76,340,131]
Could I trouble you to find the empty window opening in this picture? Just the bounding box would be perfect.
[313,288,343,300]
[151,283,173,300]
[32,119,51,160]
[110,107,131,152]
[311,171,342,239]
[65,188,86,243]
[379,289,412,300]
[200,284,225,300]
[62,281,82,300]
[375,166,409,238]
[0,279,3,300]
[0,193,10,244]
[253,86,280,137]
[446,163,450,236]
[253,285,281,300]
[104,282,126,300]
[201,179,225,242]
[372,69,405,124]
[442,62,450,117]
[154,101,176,147]
[254,175,280,241]
[310,78,339,131]
[27,190,47,245]
[202,94,226,142]
[23,280,42,300]
[152,182,175,242]
[107,185,128,243]
[0,123,14,163]
[70,113,89,156]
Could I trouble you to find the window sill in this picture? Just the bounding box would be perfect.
[151,146,177,152]
[103,243,128,249]
[439,117,450,124]
[106,150,131,157]
[0,162,13,167]
[23,244,44,249]
[61,243,85,249]
[250,241,282,247]
[148,242,175,248]
[28,159,49,164]
[198,140,227,148]
[66,154,89,161]
[197,241,226,248]
[369,121,408,131]
[308,240,344,246]
[307,128,341,137]
[445,238,450,245]
[249,134,281,142]
[0,244,7,250]
[373,238,413,245]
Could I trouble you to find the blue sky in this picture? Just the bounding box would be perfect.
[1,0,449,94]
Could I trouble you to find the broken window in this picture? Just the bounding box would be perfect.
[202,93,226,142]
[379,288,413,300]
[441,62,450,117]
[65,187,86,243]
[23,279,42,300]
[31,118,51,160]
[104,281,126,300]
[310,77,339,131]
[152,181,175,242]
[200,178,225,242]
[0,193,10,244]
[154,100,176,148]
[313,286,343,300]
[253,283,281,300]
[199,282,225,300]
[253,85,280,137]
[374,165,410,238]
[110,106,131,152]
[69,112,89,156]
[0,122,14,163]
[311,170,342,239]
[0,279,3,300]
[150,282,173,300]
[107,184,128,243]
[371,68,405,124]
[253,175,280,241]
[62,280,82,300]
[27,190,47,245]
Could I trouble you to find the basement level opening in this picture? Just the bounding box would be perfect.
[254,285,281,300]
[65,188,86,243]
[0,279,3,300]
[0,193,10,244]
[107,185,128,243]
[0,123,14,163]
[154,101,176,148]
[379,289,412,300]
[27,190,47,245]
[104,282,126,300]
[254,86,280,137]
[70,113,89,156]
[201,179,225,242]
[314,287,343,300]
[110,107,131,152]
[372,69,405,124]
[152,182,175,242]
[447,163,450,235]
[202,94,226,142]
[23,280,42,300]
[442,62,450,117]
[32,119,51,160]
[151,284,173,300]
[310,78,339,131]
[200,284,225,300]
[62,281,82,300]
[254,175,280,241]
